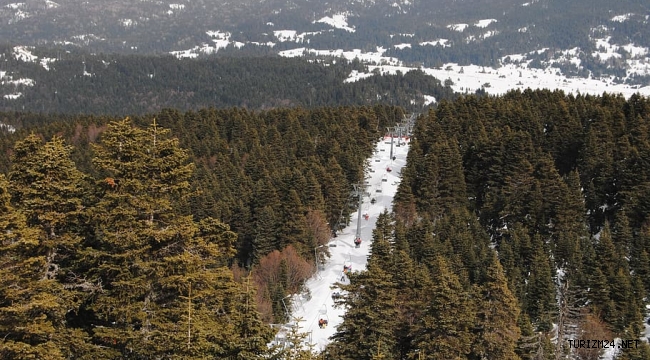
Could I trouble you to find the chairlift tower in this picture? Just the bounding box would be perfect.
[352,182,367,246]
[396,125,403,147]
[387,126,398,159]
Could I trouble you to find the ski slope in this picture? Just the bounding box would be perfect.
[283,135,411,352]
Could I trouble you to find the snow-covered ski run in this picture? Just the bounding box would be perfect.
[277,134,411,352]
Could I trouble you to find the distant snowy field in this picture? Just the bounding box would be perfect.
[279,45,650,99]
[165,13,650,100]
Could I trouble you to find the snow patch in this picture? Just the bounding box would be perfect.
[120,19,135,27]
[5,3,24,9]
[3,93,22,100]
[316,14,355,32]
[170,31,244,58]
[45,0,59,8]
[279,47,400,67]
[420,39,449,47]
[390,33,415,38]
[344,70,374,83]
[39,57,56,71]
[169,3,184,10]
[611,14,633,22]
[482,30,498,39]
[274,30,298,42]
[423,95,436,105]
[250,41,276,48]
[475,19,497,28]
[447,23,468,32]
[13,46,37,63]
[0,123,16,132]
[394,43,411,49]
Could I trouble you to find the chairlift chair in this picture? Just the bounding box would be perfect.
[318,305,329,329]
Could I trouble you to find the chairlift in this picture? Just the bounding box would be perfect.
[318,305,329,329]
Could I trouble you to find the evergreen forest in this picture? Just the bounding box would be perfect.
[325,90,650,359]
[2,90,650,359]
[0,47,455,115]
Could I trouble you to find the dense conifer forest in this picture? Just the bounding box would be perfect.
[325,90,650,359]
[3,91,650,359]
[0,105,404,358]
[0,47,455,115]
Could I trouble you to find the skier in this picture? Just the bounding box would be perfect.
[354,237,362,248]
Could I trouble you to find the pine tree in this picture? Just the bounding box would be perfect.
[411,256,475,360]
[252,205,280,262]
[0,174,95,359]
[230,274,276,359]
[85,118,241,357]
[434,137,468,212]
[8,134,88,282]
[525,235,556,332]
[516,313,554,360]
[4,135,98,358]
[472,253,521,360]
[328,261,399,360]
[321,157,348,228]
[278,189,309,254]
[275,317,316,360]
[304,169,325,210]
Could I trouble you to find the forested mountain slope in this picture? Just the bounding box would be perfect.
[0,105,405,332]
[327,90,650,359]
[0,47,455,115]
[4,90,650,359]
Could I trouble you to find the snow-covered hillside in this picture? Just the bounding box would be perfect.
[274,135,410,352]
[278,46,650,98]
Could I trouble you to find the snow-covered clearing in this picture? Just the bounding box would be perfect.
[278,135,410,352]
[316,14,355,32]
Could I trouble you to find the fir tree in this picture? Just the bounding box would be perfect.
[231,274,276,359]
[0,174,95,359]
[525,235,556,332]
[328,261,399,360]
[8,134,88,282]
[411,256,475,360]
[472,253,521,360]
[85,118,241,357]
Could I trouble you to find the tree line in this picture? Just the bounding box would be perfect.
[0,46,455,116]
